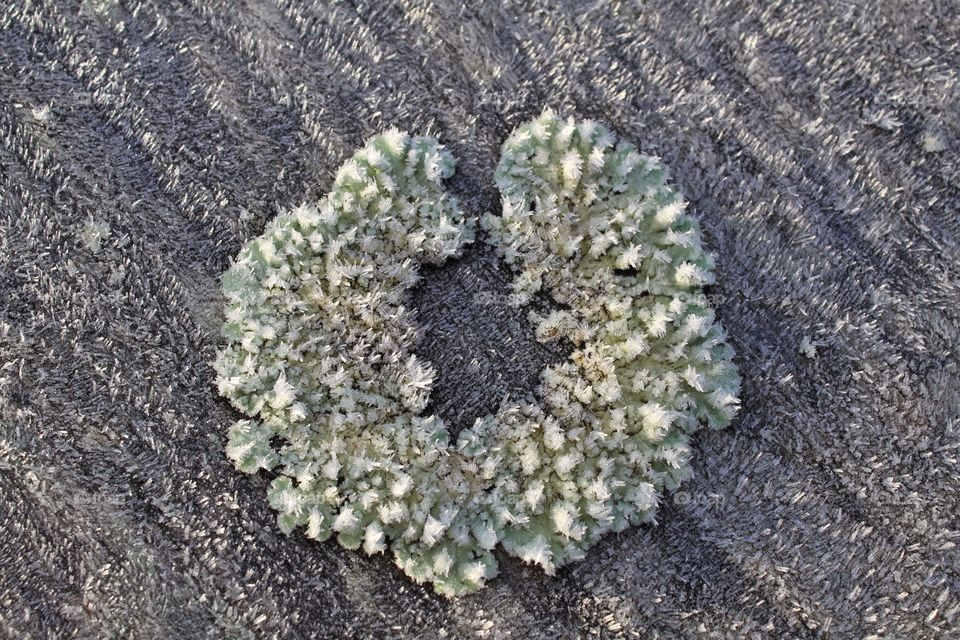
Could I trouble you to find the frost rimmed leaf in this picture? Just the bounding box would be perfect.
[215,115,740,597]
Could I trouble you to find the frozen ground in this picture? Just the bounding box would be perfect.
[1,1,958,637]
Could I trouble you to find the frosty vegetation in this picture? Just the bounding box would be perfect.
[79,218,111,254]
[214,111,740,596]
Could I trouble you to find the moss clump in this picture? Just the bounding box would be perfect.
[215,113,740,596]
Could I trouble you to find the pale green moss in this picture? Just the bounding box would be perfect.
[215,113,740,596]
[80,218,111,254]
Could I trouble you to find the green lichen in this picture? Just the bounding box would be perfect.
[215,112,740,596]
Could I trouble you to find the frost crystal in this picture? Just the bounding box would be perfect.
[216,113,740,596]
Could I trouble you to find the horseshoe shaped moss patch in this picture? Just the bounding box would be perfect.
[214,111,741,596]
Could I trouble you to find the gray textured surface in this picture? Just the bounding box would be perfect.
[1,0,959,638]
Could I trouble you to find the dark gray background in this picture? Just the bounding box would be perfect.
[1,1,958,638]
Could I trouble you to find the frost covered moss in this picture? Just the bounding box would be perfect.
[482,110,740,572]
[215,114,740,596]
[80,218,111,254]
